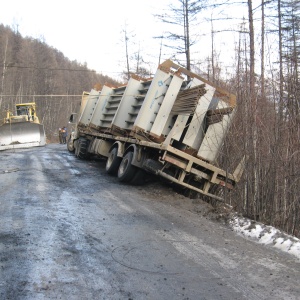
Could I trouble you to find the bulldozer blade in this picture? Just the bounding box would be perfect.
[0,122,46,151]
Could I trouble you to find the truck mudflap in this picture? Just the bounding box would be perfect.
[0,122,46,151]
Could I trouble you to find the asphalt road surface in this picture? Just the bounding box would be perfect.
[0,144,299,300]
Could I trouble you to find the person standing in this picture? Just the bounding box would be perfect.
[58,128,63,144]
[61,126,68,144]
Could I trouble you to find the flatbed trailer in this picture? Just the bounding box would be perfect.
[68,60,244,201]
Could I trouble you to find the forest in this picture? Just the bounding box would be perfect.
[0,0,299,239]
[0,24,120,142]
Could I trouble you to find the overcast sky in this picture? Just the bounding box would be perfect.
[0,0,176,79]
[0,0,255,81]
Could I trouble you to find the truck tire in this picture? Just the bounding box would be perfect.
[67,136,75,153]
[75,138,90,160]
[106,147,122,175]
[117,151,137,182]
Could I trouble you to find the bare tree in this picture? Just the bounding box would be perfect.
[0,36,8,109]
[123,24,131,81]
[260,0,266,101]
[155,0,207,70]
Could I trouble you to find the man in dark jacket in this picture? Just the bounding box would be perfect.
[58,128,63,144]
[61,127,68,144]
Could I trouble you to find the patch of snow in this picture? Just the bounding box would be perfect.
[229,215,300,260]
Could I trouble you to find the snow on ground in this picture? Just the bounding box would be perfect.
[228,214,300,260]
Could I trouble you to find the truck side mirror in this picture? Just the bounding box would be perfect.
[69,113,77,124]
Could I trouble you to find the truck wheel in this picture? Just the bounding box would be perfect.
[67,136,75,153]
[106,147,122,175]
[76,139,89,159]
[118,151,137,182]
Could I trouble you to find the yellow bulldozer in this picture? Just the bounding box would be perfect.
[0,102,46,151]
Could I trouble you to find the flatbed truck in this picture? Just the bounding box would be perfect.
[67,60,244,201]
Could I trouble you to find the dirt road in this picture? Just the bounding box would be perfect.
[0,144,299,300]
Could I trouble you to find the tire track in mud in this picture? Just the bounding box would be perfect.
[0,151,43,299]
[21,150,113,297]
[1,148,110,298]
[8,148,130,299]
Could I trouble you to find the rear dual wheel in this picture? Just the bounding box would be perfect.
[106,147,122,175]
[117,151,137,183]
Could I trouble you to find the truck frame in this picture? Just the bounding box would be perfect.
[68,60,244,201]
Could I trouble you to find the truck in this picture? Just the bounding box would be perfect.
[67,60,245,201]
[0,102,46,151]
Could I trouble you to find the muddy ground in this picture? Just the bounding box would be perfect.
[0,144,299,300]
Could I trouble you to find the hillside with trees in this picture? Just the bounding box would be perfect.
[0,24,120,142]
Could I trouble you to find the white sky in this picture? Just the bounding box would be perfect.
[0,0,267,81]
[0,0,175,79]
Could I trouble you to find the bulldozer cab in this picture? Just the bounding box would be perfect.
[5,103,39,123]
